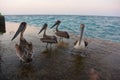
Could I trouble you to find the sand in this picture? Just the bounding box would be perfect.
[0,22,120,80]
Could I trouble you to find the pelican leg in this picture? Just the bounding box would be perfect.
[59,37,62,42]
[49,44,53,51]
[50,43,52,49]
[61,37,63,42]
[46,43,48,49]
[59,37,61,42]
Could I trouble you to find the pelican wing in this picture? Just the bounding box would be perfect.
[56,31,69,38]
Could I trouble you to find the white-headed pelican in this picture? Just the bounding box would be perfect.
[74,24,88,50]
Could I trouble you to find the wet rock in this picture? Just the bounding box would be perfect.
[89,68,100,80]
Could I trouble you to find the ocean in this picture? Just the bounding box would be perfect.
[5,15,120,42]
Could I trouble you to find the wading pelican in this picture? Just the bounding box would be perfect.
[74,24,88,50]
[51,20,70,41]
[38,23,57,48]
[11,22,33,63]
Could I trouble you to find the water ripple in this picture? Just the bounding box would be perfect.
[5,15,120,42]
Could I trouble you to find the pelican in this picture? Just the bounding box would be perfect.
[51,20,70,41]
[11,22,33,63]
[74,24,88,50]
[38,23,57,48]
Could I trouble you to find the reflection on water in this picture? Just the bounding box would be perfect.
[0,45,2,79]
[88,68,100,80]
[0,22,120,80]
[56,41,69,48]
[17,64,35,80]
[0,39,7,80]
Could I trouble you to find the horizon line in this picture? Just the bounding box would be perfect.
[4,14,120,17]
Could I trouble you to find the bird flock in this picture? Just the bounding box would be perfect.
[11,20,88,63]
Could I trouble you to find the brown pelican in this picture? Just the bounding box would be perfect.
[74,24,88,50]
[11,22,33,63]
[38,23,57,48]
[51,20,70,41]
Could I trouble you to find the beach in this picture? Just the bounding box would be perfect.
[0,22,120,80]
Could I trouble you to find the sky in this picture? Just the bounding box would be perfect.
[0,0,120,16]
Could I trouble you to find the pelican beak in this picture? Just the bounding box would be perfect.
[38,23,47,34]
[50,23,57,29]
[50,20,61,29]
[11,22,26,41]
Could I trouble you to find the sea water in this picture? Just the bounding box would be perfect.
[5,15,120,42]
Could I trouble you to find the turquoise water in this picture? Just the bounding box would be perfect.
[5,15,120,42]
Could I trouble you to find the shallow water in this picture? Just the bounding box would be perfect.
[0,22,120,80]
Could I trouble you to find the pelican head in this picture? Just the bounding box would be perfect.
[50,20,61,29]
[38,23,47,34]
[80,24,85,30]
[11,22,27,41]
